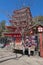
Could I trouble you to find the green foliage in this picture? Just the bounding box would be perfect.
[1,20,6,31]
[37,16,43,21]
[0,20,6,37]
[32,16,43,26]
[33,16,43,21]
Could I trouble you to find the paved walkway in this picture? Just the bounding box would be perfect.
[0,48,43,65]
[0,55,43,65]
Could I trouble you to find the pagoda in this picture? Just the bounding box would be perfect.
[4,7,33,43]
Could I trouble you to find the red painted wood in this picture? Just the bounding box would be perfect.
[4,33,21,37]
[40,33,43,57]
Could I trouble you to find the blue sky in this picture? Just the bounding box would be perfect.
[0,0,43,25]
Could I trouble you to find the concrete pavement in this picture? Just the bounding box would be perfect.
[0,55,43,65]
[0,48,43,65]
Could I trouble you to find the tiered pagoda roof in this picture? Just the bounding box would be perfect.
[4,7,33,37]
[10,7,32,27]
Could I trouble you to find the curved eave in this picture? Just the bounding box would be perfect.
[3,32,21,37]
[6,26,16,29]
[13,7,30,14]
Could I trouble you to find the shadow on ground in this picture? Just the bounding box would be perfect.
[0,54,23,63]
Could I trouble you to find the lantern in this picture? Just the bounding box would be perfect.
[38,26,43,32]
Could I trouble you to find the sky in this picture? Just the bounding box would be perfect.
[0,0,43,25]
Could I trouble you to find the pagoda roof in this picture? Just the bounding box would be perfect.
[3,32,21,37]
[6,26,16,30]
[12,13,26,18]
[14,7,30,14]
[9,20,17,23]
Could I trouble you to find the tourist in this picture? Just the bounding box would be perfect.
[22,38,31,56]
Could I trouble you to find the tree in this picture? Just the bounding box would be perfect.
[1,20,6,31]
[0,20,6,37]
[32,16,43,27]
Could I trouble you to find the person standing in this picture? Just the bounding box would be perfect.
[22,38,31,56]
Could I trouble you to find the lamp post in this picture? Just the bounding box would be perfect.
[38,26,43,57]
